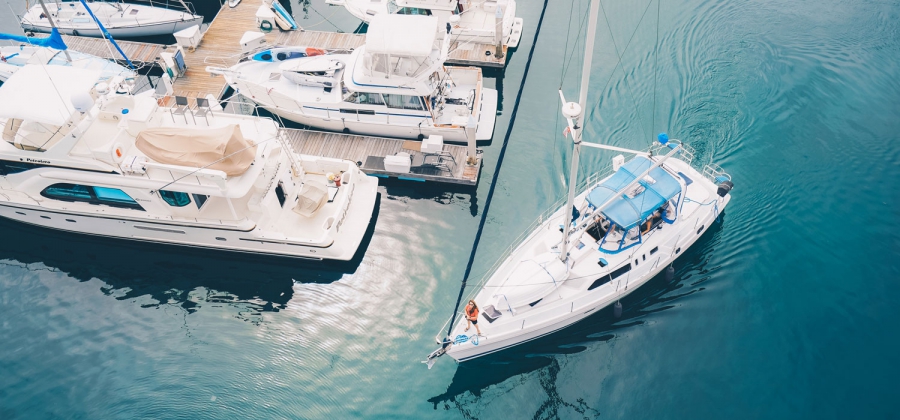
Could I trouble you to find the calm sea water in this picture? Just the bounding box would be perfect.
[2,0,899,418]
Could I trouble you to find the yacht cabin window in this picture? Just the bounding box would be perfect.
[41,183,144,211]
[382,94,426,111]
[396,7,431,15]
[343,92,385,106]
[192,194,209,209]
[159,190,191,207]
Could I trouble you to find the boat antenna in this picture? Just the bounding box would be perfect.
[558,0,601,263]
[36,0,72,63]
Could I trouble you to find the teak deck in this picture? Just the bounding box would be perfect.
[280,129,481,186]
[60,35,164,66]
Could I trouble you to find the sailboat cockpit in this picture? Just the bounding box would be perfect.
[577,155,685,254]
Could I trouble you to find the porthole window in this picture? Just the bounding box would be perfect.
[159,190,191,207]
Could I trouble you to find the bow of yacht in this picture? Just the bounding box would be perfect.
[0,65,378,260]
[20,0,202,38]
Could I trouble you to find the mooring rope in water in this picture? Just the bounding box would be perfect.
[443,0,551,339]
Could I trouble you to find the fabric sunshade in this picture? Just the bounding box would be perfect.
[586,156,682,229]
[365,14,438,57]
[0,64,100,126]
[135,125,257,176]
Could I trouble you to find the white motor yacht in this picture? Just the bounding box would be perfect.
[208,14,498,148]
[0,65,379,261]
[0,44,134,82]
[20,0,202,38]
[426,0,735,364]
[326,0,524,50]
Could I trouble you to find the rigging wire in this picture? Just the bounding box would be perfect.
[598,0,654,143]
[651,0,661,145]
[443,0,551,339]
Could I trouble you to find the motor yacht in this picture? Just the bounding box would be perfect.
[325,0,524,50]
[0,65,379,261]
[208,14,498,147]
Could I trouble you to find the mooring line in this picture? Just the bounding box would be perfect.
[444,0,552,338]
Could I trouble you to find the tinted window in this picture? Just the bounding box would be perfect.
[0,160,43,176]
[275,182,286,207]
[587,263,632,291]
[160,190,191,207]
[344,92,384,105]
[396,7,431,15]
[382,94,425,111]
[43,184,93,201]
[192,194,209,209]
[40,183,143,211]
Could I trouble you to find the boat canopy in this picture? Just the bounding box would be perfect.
[366,14,437,57]
[0,28,67,50]
[135,125,257,176]
[586,156,682,229]
[0,64,100,126]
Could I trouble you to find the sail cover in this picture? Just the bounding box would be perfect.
[135,125,257,176]
[586,156,682,229]
[0,28,67,50]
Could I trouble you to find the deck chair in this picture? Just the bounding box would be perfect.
[194,97,214,125]
[170,96,194,124]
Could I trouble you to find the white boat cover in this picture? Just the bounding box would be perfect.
[0,64,101,126]
[293,181,327,217]
[135,125,257,176]
[366,14,438,57]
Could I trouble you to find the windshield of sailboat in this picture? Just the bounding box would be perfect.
[135,125,257,177]
[586,156,682,229]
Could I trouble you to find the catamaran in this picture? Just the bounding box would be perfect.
[426,0,735,364]
[208,14,498,146]
[0,65,379,261]
[20,0,202,38]
[325,0,524,50]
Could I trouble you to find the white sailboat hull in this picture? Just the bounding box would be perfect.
[443,158,731,361]
[21,2,202,38]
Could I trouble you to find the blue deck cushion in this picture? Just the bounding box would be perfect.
[586,156,682,229]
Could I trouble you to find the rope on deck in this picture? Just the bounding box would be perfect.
[444,0,551,338]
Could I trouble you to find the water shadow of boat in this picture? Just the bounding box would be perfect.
[0,193,382,313]
[428,215,728,407]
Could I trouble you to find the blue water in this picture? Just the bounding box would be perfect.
[2,0,899,418]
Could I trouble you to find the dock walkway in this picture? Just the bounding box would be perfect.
[281,129,481,186]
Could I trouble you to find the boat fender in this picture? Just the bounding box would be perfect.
[716,180,734,197]
[111,142,125,163]
[259,20,273,32]
[613,301,622,318]
[665,266,675,282]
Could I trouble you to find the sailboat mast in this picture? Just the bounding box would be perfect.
[36,0,72,62]
[559,0,601,262]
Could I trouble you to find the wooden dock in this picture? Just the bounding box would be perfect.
[280,129,481,186]
[60,35,164,67]
[170,0,279,99]
[274,31,506,68]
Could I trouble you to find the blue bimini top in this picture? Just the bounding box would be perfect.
[585,156,682,229]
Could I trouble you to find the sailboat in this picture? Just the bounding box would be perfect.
[325,0,525,49]
[0,29,134,82]
[426,0,735,363]
[20,0,202,38]
[0,65,379,260]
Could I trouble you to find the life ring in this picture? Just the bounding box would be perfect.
[259,20,273,32]
[110,142,125,163]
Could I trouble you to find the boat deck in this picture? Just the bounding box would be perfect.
[60,35,164,67]
[280,129,481,186]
